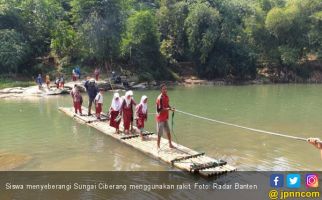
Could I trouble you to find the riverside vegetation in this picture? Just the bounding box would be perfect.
[0,0,321,84]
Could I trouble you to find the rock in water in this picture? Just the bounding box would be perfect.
[0,152,31,170]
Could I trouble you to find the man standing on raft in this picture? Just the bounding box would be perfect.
[156,84,175,149]
[84,78,98,116]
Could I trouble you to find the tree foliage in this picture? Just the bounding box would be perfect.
[0,0,321,81]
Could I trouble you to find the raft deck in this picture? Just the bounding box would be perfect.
[59,107,236,177]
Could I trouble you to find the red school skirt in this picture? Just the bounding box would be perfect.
[110,110,120,129]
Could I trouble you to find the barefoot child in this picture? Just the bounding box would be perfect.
[109,93,122,134]
[70,85,83,115]
[135,95,148,140]
[121,91,136,135]
[94,88,104,120]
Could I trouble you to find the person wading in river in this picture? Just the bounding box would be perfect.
[70,85,83,115]
[109,93,122,134]
[135,95,148,140]
[120,91,136,135]
[84,78,98,116]
[308,138,322,158]
[156,84,175,149]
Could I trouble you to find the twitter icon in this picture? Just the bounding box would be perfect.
[287,174,301,188]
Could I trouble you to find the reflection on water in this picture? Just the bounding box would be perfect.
[0,84,322,171]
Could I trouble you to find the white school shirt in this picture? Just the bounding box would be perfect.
[95,93,103,104]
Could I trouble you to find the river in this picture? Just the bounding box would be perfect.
[1,84,321,171]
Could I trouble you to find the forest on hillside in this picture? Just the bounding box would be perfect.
[0,0,321,81]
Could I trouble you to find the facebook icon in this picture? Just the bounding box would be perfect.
[270,174,284,188]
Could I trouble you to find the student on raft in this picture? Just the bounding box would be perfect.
[135,95,148,140]
[120,90,136,135]
[70,84,83,115]
[109,92,122,134]
[308,138,322,158]
[94,88,104,120]
[156,84,175,149]
[45,74,50,89]
[128,90,137,133]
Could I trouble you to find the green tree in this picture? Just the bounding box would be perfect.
[71,0,124,70]
[0,29,30,74]
[184,2,221,64]
[121,10,163,79]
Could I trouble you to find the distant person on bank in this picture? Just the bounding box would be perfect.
[55,77,60,88]
[121,90,136,135]
[70,85,83,115]
[135,95,148,140]
[59,75,65,89]
[109,92,122,134]
[156,84,175,149]
[45,74,50,89]
[308,138,322,158]
[94,68,100,81]
[72,69,77,81]
[94,88,104,120]
[84,78,98,116]
[75,66,81,79]
[36,74,43,90]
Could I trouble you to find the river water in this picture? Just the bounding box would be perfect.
[1,84,322,171]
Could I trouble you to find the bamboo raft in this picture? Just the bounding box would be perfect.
[59,107,236,177]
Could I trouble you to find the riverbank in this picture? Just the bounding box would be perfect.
[2,73,322,99]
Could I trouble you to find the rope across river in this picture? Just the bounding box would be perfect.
[174,109,309,142]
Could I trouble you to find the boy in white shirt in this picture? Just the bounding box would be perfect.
[95,88,104,120]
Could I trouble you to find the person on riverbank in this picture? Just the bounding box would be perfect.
[308,138,322,158]
[36,74,43,90]
[45,74,50,89]
[156,84,175,149]
[94,88,104,120]
[75,66,81,79]
[109,93,122,134]
[120,91,136,135]
[70,85,83,115]
[55,77,60,89]
[84,78,98,116]
[59,75,65,89]
[135,95,148,140]
[94,68,100,81]
[72,69,77,81]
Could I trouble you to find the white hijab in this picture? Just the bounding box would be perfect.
[111,93,121,111]
[140,95,148,114]
[124,90,133,107]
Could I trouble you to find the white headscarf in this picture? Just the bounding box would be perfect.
[111,93,121,111]
[140,95,148,114]
[124,91,132,107]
